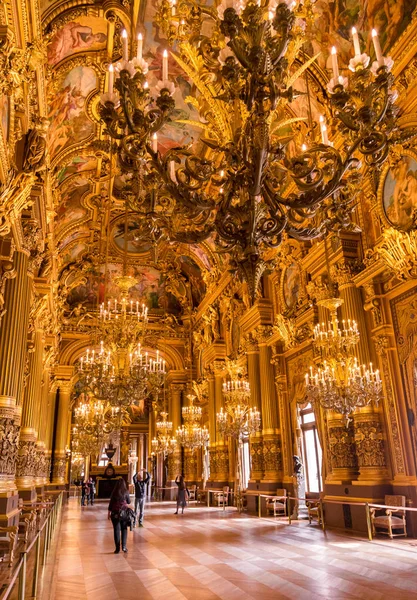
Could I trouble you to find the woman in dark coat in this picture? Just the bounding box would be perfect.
[174,475,188,514]
[108,479,131,553]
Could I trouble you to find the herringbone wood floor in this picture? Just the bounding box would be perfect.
[45,498,417,599]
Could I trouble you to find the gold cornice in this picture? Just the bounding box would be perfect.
[201,341,226,369]
[239,298,273,336]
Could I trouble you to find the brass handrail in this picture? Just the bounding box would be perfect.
[0,492,64,600]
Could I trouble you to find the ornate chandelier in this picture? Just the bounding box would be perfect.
[99,277,148,350]
[151,411,177,455]
[76,341,148,407]
[145,349,167,397]
[176,390,209,451]
[72,394,119,456]
[305,298,383,420]
[99,1,407,302]
[218,375,261,439]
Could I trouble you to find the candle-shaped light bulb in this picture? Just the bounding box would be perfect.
[351,26,361,57]
[137,32,143,61]
[121,29,129,61]
[172,0,176,15]
[152,132,158,152]
[371,29,384,67]
[331,46,339,79]
[143,80,149,89]
[301,143,307,152]
[162,49,168,81]
[108,64,114,94]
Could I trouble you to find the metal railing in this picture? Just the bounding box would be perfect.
[1,492,64,600]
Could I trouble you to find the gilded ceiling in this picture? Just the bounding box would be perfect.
[2,0,416,322]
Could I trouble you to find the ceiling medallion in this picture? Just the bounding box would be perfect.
[99,0,407,303]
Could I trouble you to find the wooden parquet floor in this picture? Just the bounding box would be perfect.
[46,498,417,600]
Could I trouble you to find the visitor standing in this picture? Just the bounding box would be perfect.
[133,469,150,527]
[108,479,132,554]
[174,474,189,514]
[88,477,96,505]
[81,479,89,506]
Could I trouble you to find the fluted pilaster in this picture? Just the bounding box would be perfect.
[247,346,263,480]
[52,381,71,485]
[340,282,388,484]
[0,251,31,510]
[17,329,44,495]
[259,344,281,482]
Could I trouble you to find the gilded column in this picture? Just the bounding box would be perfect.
[16,329,45,500]
[258,332,281,483]
[44,385,57,483]
[214,361,228,484]
[52,381,72,486]
[0,250,31,524]
[246,338,263,480]
[207,374,217,481]
[335,267,388,484]
[35,369,49,488]
[272,350,292,484]
[167,383,183,482]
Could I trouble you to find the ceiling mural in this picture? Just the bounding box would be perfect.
[47,17,108,66]
[55,177,89,233]
[56,154,98,184]
[61,241,89,268]
[66,262,183,314]
[47,65,97,158]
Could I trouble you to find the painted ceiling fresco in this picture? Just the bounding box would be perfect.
[41,0,417,317]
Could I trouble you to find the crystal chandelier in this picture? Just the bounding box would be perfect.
[99,279,148,350]
[72,394,119,456]
[312,298,360,358]
[305,298,383,420]
[99,1,408,303]
[218,375,261,440]
[145,349,167,397]
[76,341,148,407]
[176,390,209,451]
[77,343,114,400]
[151,411,177,455]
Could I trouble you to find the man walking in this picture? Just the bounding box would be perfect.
[133,468,150,527]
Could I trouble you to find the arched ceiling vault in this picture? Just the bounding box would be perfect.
[40,0,417,360]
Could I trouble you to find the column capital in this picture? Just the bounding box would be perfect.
[56,380,72,395]
[330,259,362,289]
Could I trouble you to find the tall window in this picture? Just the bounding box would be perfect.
[239,438,251,490]
[299,404,322,493]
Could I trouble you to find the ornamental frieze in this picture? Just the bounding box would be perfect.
[262,438,282,473]
[328,423,357,470]
[354,419,386,468]
[250,440,264,475]
[0,419,20,476]
[16,440,37,477]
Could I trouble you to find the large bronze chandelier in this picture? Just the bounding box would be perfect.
[99,0,404,301]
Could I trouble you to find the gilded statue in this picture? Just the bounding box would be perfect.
[22,118,49,174]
